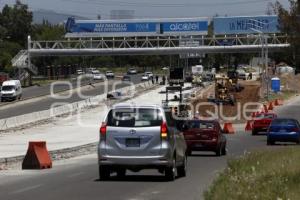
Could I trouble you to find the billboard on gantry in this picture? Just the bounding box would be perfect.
[65,17,208,37]
[213,15,280,35]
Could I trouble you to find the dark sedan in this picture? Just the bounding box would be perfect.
[267,118,300,145]
[122,75,131,82]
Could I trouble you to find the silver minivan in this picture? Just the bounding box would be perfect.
[98,104,187,181]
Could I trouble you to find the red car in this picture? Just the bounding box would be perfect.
[182,120,227,156]
[252,113,277,135]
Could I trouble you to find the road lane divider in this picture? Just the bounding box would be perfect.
[0,82,156,131]
[22,141,52,169]
[223,122,235,134]
[245,120,253,131]
[268,101,274,110]
[274,99,284,106]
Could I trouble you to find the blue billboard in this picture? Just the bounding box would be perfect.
[65,18,208,37]
[213,16,279,35]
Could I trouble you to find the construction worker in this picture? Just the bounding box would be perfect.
[248,72,253,80]
[162,76,166,85]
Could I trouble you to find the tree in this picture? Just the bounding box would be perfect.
[32,21,65,41]
[271,0,300,70]
[0,1,32,74]
[1,1,32,46]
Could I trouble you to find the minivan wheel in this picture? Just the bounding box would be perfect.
[177,155,187,177]
[99,165,110,181]
[165,157,176,181]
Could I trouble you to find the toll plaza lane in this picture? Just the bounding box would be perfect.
[0,74,142,119]
[0,131,272,200]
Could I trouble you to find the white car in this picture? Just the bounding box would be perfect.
[141,74,149,81]
[145,72,153,78]
[105,71,115,79]
[127,68,137,74]
[76,69,84,75]
[237,69,247,80]
[93,72,105,80]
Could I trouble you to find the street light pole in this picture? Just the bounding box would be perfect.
[250,27,269,101]
[264,35,269,101]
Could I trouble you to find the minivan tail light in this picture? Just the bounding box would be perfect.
[161,122,168,139]
[100,123,107,140]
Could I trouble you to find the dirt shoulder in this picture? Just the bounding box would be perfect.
[191,81,261,122]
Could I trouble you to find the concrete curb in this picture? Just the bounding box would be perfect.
[0,81,155,132]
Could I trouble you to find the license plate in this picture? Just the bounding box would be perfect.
[126,138,140,147]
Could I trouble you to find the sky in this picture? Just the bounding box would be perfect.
[0,0,291,19]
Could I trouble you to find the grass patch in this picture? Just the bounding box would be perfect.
[204,147,300,200]
[269,90,298,101]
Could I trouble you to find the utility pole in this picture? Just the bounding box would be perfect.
[264,35,269,101]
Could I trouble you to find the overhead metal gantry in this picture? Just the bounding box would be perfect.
[11,34,290,82]
[27,34,289,57]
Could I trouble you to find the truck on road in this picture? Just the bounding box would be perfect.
[169,67,184,86]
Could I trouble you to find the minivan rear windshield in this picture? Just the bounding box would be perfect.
[1,86,15,91]
[107,108,163,127]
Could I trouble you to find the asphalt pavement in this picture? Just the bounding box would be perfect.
[0,132,270,200]
[0,86,299,200]
[0,74,143,119]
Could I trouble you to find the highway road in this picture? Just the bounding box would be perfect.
[0,94,299,200]
[0,74,143,119]
[0,132,272,200]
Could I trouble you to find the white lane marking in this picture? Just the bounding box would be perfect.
[67,172,85,178]
[11,184,42,195]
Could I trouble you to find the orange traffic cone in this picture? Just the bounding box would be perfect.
[268,102,274,110]
[263,104,268,113]
[275,99,283,106]
[245,120,253,131]
[223,122,235,134]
